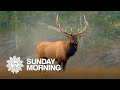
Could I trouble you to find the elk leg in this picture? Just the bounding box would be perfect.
[43,57,48,59]
[57,61,62,72]
[41,57,48,72]
[62,61,67,71]
[58,61,62,66]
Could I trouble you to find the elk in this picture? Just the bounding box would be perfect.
[37,14,88,71]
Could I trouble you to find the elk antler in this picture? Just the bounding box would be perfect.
[56,15,71,35]
[76,14,88,36]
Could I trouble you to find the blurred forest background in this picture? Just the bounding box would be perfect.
[0,11,120,69]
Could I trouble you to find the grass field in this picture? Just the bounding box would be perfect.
[1,66,120,79]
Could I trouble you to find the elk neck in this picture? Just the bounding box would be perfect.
[65,38,78,58]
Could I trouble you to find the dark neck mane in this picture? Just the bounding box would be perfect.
[66,43,78,58]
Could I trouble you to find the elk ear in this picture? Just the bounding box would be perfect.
[77,35,81,39]
[66,35,71,39]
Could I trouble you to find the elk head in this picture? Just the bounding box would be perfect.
[56,14,88,46]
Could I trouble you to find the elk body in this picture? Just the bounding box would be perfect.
[37,14,88,71]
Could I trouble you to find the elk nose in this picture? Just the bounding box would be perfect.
[74,42,77,45]
[71,41,77,45]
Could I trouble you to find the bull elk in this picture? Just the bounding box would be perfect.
[37,14,88,71]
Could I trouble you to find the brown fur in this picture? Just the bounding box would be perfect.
[37,40,70,61]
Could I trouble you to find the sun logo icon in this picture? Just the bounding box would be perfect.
[6,55,24,74]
